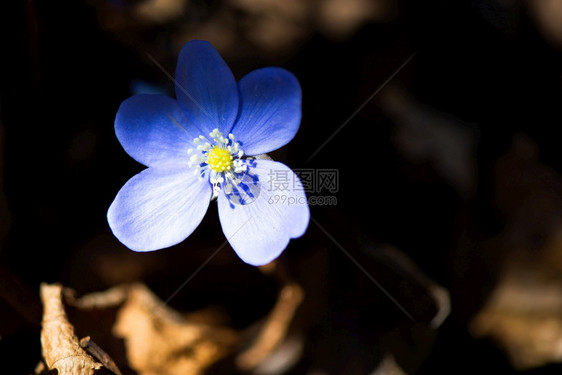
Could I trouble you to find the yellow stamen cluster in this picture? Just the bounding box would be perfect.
[206,146,233,172]
[187,128,247,193]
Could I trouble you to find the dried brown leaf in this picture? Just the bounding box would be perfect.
[40,283,103,375]
[113,283,238,375]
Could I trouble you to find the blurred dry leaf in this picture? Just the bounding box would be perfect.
[135,0,190,23]
[231,0,396,44]
[92,0,397,63]
[471,231,562,369]
[228,0,311,54]
[250,334,305,375]
[470,135,562,369]
[113,283,238,375]
[317,0,397,39]
[371,354,407,375]
[528,0,562,47]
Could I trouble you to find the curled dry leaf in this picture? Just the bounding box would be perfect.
[39,283,103,375]
[113,283,238,375]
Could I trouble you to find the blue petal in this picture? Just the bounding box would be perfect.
[108,167,212,251]
[232,67,302,156]
[217,160,309,265]
[175,40,238,135]
[115,94,199,168]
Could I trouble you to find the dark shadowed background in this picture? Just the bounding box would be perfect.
[1,0,562,374]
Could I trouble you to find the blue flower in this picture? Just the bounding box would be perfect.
[107,40,310,266]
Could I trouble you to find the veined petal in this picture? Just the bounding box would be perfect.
[175,40,238,135]
[115,94,198,168]
[217,160,309,265]
[233,67,302,156]
[108,167,212,251]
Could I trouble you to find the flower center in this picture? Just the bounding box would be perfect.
[187,128,259,205]
[187,128,248,185]
[206,146,233,173]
